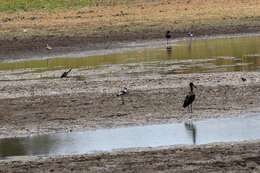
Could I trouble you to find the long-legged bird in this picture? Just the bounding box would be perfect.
[165,31,171,45]
[61,68,72,78]
[183,82,197,113]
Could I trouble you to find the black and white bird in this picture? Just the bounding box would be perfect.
[187,31,193,38]
[60,68,72,78]
[117,87,128,104]
[183,82,197,113]
[165,30,171,45]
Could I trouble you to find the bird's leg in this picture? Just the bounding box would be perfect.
[190,104,193,113]
[121,96,125,105]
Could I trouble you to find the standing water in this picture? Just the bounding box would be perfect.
[1,35,260,73]
[1,112,260,159]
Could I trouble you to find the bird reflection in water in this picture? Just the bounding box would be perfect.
[187,31,193,54]
[184,122,197,144]
[188,40,192,53]
[166,46,172,57]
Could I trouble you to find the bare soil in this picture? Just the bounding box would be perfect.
[0,62,260,138]
[1,0,260,59]
[1,141,260,172]
[1,44,260,172]
[1,0,260,171]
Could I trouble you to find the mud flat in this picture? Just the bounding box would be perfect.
[1,35,260,172]
[1,141,260,172]
[0,60,260,172]
[0,61,260,138]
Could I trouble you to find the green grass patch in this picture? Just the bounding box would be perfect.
[0,0,131,12]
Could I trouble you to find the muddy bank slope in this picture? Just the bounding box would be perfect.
[1,0,260,59]
[1,141,260,172]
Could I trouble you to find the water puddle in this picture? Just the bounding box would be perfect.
[1,112,260,159]
[1,35,260,74]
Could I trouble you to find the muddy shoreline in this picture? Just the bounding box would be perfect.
[1,141,260,172]
[1,0,260,171]
[1,30,260,172]
[2,25,260,60]
[1,65,260,139]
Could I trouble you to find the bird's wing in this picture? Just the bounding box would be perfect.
[60,72,67,78]
[190,94,195,103]
[183,95,190,108]
[116,91,123,96]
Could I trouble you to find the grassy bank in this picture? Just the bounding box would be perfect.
[1,0,259,33]
[0,0,134,12]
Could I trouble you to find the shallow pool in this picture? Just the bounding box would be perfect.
[1,112,260,159]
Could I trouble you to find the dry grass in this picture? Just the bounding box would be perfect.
[0,0,260,40]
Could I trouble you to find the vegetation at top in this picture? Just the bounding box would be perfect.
[0,0,132,12]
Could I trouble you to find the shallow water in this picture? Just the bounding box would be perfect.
[1,35,260,74]
[1,112,260,159]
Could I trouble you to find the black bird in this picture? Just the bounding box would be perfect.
[117,87,128,105]
[241,77,247,82]
[183,82,197,113]
[165,31,171,45]
[61,68,72,78]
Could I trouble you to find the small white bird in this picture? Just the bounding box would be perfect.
[187,31,193,38]
[46,44,52,50]
[117,87,128,104]
[23,29,28,33]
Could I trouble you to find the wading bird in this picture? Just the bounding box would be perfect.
[61,68,72,78]
[165,31,171,45]
[187,31,193,38]
[117,87,128,105]
[183,82,197,113]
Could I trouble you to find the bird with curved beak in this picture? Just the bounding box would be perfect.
[183,82,197,113]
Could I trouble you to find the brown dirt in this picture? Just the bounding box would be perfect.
[1,0,260,59]
[2,1,260,171]
[0,63,260,138]
[1,141,260,172]
[1,40,260,173]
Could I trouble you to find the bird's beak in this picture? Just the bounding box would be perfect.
[193,84,197,89]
